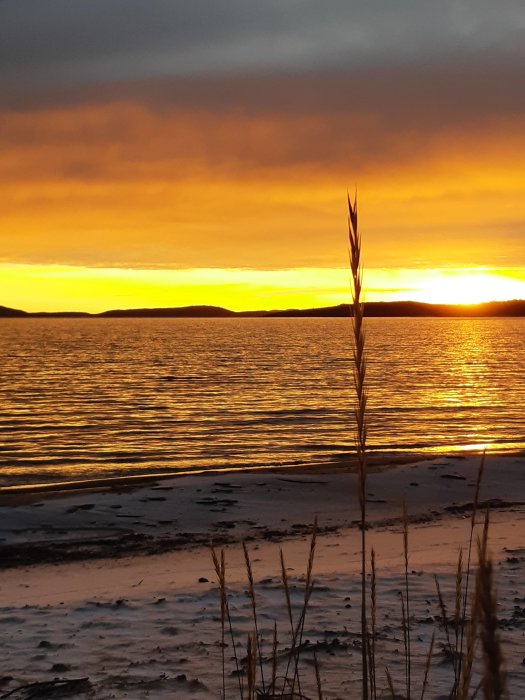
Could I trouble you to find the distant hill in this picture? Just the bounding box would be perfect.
[98,305,236,318]
[241,300,525,317]
[30,311,92,318]
[2,300,525,318]
[0,305,27,317]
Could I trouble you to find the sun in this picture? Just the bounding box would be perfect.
[410,270,525,306]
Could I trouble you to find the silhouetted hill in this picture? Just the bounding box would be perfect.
[0,305,28,317]
[98,305,236,318]
[239,300,525,317]
[2,300,525,318]
[30,311,92,318]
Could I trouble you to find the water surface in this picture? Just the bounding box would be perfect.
[1,317,523,486]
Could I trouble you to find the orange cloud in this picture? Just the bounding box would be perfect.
[1,66,524,313]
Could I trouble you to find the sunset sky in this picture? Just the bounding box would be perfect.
[1,0,524,312]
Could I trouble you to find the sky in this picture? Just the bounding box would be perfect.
[1,0,524,311]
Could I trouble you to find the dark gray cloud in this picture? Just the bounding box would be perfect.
[1,0,523,198]
[1,0,524,91]
[2,47,523,180]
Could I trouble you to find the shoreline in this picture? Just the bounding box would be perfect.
[1,453,523,569]
[1,446,522,503]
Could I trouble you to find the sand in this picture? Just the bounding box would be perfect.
[0,454,524,698]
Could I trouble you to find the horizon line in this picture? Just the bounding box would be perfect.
[3,298,525,318]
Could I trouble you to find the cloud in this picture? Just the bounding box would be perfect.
[2,48,525,186]
[1,0,524,274]
[1,0,525,90]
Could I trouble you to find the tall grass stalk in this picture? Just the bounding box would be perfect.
[400,589,408,696]
[348,191,369,699]
[385,667,396,700]
[452,547,464,696]
[402,499,411,700]
[271,622,278,697]
[476,510,506,700]
[420,630,435,700]
[272,522,317,698]
[211,546,227,699]
[458,452,486,685]
[247,632,257,700]
[314,653,323,700]
[370,548,377,700]
[212,546,244,699]
[290,519,317,698]
[434,574,453,657]
[243,541,267,695]
[458,582,479,700]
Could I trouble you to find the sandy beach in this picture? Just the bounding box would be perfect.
[0,453,524,698]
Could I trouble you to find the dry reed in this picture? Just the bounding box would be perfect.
[271,622,279,697]
[348,191,369,699]
[385,667,396,699]
[452,546,464,696]
[211,545,244,699]
[370,548,377,700]
[289,518,317,698]
[247,632,257,700]
[458,584,479,700]
[458,452,486,685]
[244,541,267,695]
[402,498,411,700]
[476,511,506,700]
[313,654,323,700]
[420,630,435,700]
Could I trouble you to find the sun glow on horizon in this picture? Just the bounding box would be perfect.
[405,270,525,306]
[1,263,525,313]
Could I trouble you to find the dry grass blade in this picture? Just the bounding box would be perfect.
[280,548,295,637]
[452,547,464,696]
[458,589,479,700]
[402,499,411,700]
[290,519,318,697]
[211,545,244,699]
[385,667,397,700]
[434,574,453,656]
[476,511,506,700]
[400,589,408,698]
[279,549,296,695]
[278,521,317,698]
[348,190,369,700]
[211,546,227,700]
[244,541,266,694]
[477,554,505,700]
[247,632,257,700]
[314,653,323,700]
[420,630,435,700]
[472,679,483,700]
[271,622,278,698]
[370,548,377,700]
[458,451,486,682]
[366,627,373,700]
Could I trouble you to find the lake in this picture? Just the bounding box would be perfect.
[1,317,523,486]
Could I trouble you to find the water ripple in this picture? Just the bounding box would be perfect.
[0,317,524,486]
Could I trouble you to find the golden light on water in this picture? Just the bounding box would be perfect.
[434,443,495,454]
